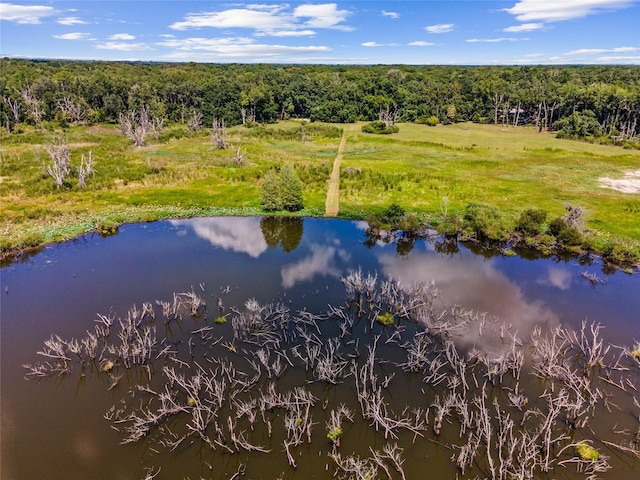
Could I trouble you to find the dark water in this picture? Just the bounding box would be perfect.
[1,217,638,480]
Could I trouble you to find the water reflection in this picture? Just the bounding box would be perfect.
[378,250,560,349]
[170,217,267,257]
[260,216,304,253]
[537,265,573,290]
[281,243,348,288]
[2,217,639,480]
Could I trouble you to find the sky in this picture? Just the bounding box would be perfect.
[1,0,639,64]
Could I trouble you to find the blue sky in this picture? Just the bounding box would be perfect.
[1,1,639,64]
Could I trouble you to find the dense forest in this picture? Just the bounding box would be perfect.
[1,59,639,144]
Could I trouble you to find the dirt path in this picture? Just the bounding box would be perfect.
[325,133,347,216]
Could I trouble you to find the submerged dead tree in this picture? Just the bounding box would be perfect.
[23,272,639,479]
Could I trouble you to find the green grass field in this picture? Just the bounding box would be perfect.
[340,123,640,240]
[1,121,639,261]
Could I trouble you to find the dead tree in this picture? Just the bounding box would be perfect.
[233,145,245,165]
[563,204,584,231]
[150,116,163,139]
[77,151,94,188]
[118,106,150,147]
[3,95,20,132]
[212,117,227,149]
[379,104,398,128]
[58,96,87,125]
[45,138,71,188]
[187,110,203,132]
[19,84,44,126]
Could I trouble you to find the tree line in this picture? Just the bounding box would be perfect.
[1,59,639,143]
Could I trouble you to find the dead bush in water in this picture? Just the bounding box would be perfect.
[23,272,640,479]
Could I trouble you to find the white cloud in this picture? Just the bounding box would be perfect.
[361,41,398,47]
[382,10,399,19]
[565,46,640,55]
[157,36,330,59]
[503,22,544,32]
[95,41,153,51]
[597,55,640,62]
[170,8,293,31]
[293,3,351,30]
[425,23,454,34]
[57,16,88,25]
[170,3,351,35]
[0,2,55,24]
[408,41,436,47]
[467,37,527,43]
[109,33,136,40]
[256,29,316,37]
[53,32,92,41]
[504,0,635,22]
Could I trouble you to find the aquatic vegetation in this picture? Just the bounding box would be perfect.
[375,312,394,326]
[576,442,600,462]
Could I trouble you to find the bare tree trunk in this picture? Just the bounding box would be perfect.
[3,96,20,123]
[493,93,503,125]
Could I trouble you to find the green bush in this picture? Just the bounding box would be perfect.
[280,165,304,212]
[548,217,582,246]
[516,208,548,236]
[463,202,511,241]
[260,165,304,212]
[425,116,440,126]
[361,120,399,134]
[379,203,405,226]
[600,236,640,265]
[438,214,461,238]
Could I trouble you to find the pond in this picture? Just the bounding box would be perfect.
[1,217,639,480]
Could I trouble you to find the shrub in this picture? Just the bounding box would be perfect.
[261,169,281,212]
[440,218,460,237]
[260,165,304,212]
[280,165,304,212]
[95,218,120,236]
[462,202,511,241]
[600,236,640,265]
[425,116,440,126]
[516,208,547,236]
[361,120,399,134]
[379,203,405,226]
[548,217,582,246]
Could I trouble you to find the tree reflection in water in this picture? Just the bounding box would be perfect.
[261,216,304,253]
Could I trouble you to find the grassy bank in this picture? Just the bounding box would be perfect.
[1,121,639,265]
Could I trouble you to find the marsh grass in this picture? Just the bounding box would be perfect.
[1,121,639,260]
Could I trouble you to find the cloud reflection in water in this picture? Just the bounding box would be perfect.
[281,244,347,288]
[378,251,560,351]
[170,218,268,258]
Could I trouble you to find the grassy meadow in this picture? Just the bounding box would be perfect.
[1,120,639,262]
